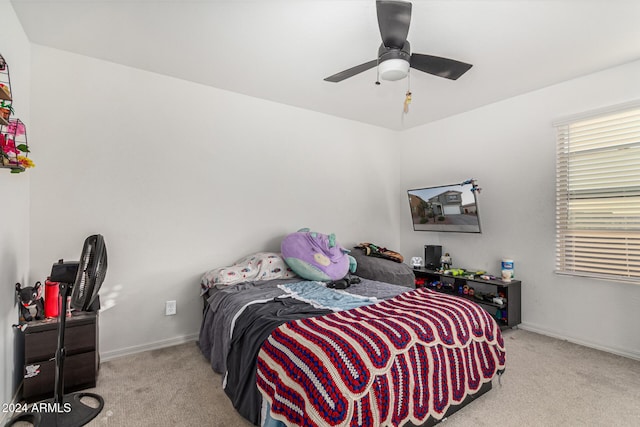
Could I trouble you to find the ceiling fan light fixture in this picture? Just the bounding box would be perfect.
[378,58,410,81]
[323,1,473,83]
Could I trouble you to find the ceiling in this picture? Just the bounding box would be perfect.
[10,0,640,130]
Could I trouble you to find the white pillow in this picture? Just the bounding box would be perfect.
[201,252,298,292]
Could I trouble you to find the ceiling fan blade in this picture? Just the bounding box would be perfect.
[324,60,378,83]
[377,0,412,49]
[410,53,473,80]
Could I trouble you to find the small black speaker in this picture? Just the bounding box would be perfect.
[424,245,442,270]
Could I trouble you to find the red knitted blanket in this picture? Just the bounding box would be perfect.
[256,287,506,427]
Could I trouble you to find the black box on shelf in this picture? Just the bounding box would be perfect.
[424,245,442,270]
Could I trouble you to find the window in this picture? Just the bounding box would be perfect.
[555,103,640,283]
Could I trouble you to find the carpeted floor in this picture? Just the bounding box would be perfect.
[57,329,640,426]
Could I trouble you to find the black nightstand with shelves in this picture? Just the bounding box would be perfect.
[16,311,99,402]
[413,268,521,329]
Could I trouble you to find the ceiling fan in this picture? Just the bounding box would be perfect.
[324,0,472,84]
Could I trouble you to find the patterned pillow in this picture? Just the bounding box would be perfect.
[201,252,298,293]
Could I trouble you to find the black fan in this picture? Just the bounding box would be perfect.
[324,0,472,83]
[6,235,107,427]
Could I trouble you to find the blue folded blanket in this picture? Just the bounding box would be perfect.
[278,281,379,311]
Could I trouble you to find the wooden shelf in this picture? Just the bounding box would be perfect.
[0,164,25,172]
[0,85,10,101]
[432,287,507,309]
[413,268,521,329]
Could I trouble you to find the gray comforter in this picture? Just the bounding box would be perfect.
[197,276,409,375]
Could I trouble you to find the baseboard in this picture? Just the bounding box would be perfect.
[519,322,640,361]
[100,333,199,362]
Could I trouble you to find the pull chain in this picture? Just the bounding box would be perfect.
[403,72,412,114]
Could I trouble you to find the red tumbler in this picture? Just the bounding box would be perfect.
[44,278,60,318]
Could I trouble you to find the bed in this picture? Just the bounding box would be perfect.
[198,252,505,427]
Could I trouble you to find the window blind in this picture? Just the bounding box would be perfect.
[555,104,640,283]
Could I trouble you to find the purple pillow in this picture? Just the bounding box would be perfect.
[281,229,350,281]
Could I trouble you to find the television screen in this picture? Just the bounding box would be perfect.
[407,181,481,233]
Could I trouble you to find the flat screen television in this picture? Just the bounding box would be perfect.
[407,181,481,233]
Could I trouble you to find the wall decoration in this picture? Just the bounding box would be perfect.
[0,53,34,173]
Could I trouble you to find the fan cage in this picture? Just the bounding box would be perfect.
[71,234,107,311]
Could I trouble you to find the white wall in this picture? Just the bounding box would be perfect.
[8,13,639,405]
[28,45,401,359]
[399,59,640,359]
[0,1,31,417]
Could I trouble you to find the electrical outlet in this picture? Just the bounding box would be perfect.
[165,300,177,316]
